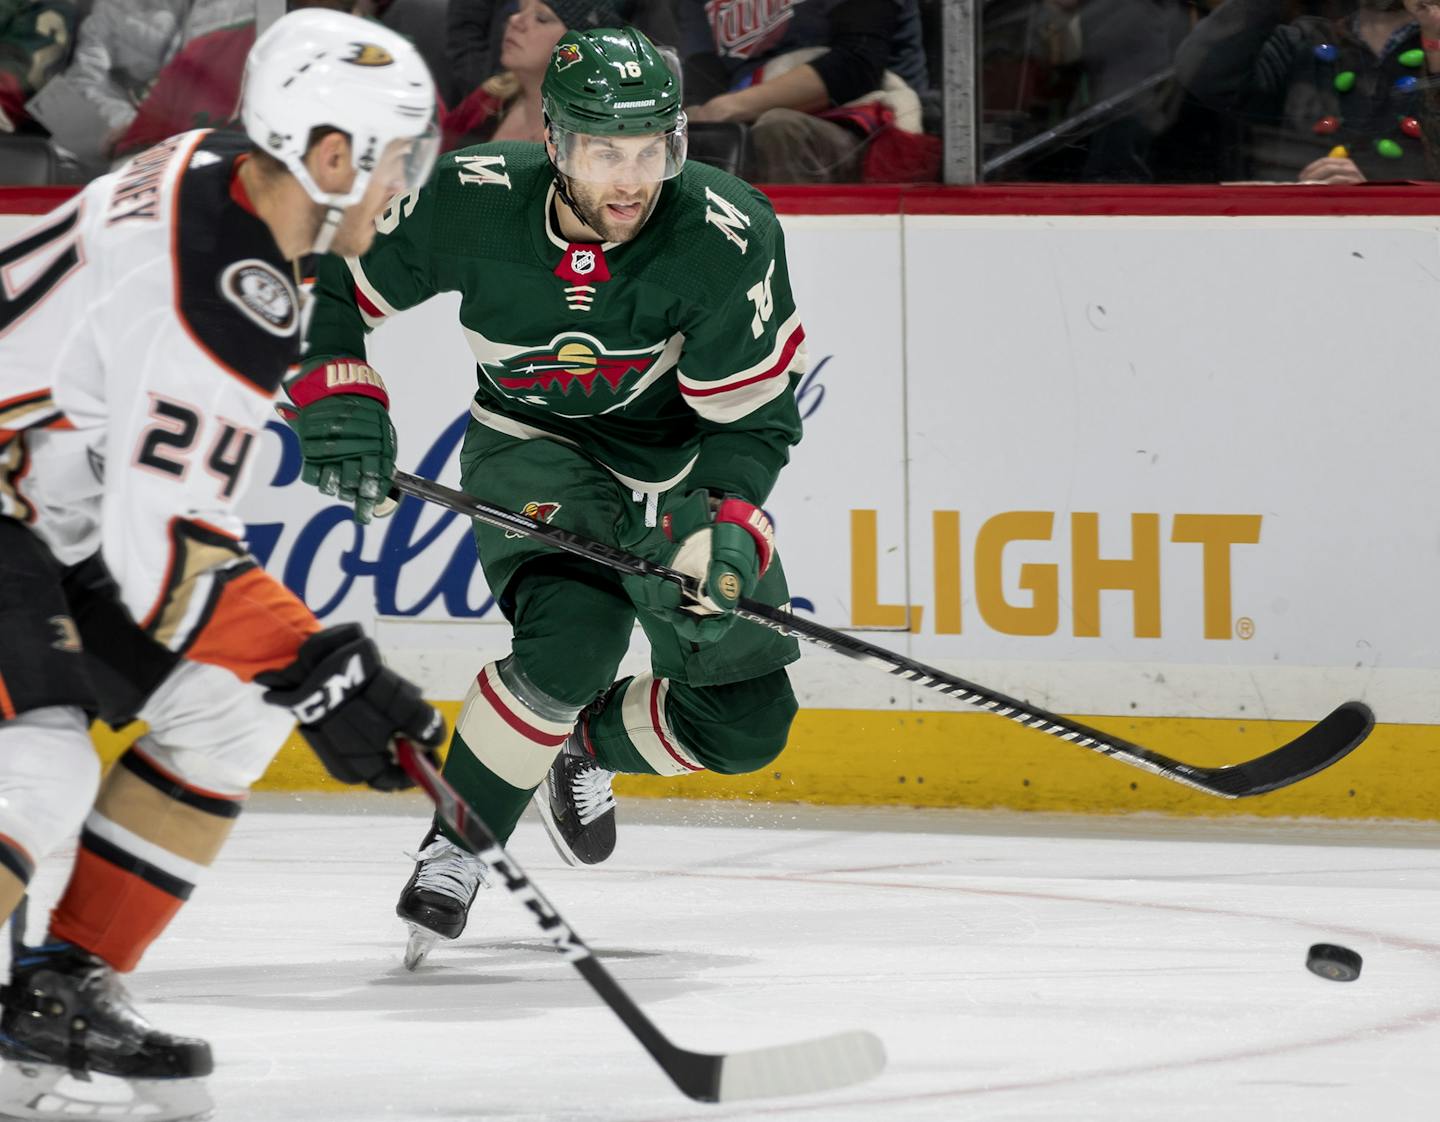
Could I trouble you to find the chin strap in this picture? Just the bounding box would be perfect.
[311,204,344,255]
[549,166,594,232]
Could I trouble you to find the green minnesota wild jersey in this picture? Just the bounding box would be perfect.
[303,142,806,502]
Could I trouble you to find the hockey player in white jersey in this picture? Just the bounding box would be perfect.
[0,11,441,1119]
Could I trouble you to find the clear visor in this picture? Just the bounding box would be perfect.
[550,118,688,185]
[299,124,440,209]
[371,124,441,198]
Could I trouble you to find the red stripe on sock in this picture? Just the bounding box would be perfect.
[49,849,184,973]
[650,679,703,772]
[477,668,569,747]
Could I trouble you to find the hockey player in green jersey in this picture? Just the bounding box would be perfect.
[293,26,807,966]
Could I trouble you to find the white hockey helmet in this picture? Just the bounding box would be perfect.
[240,9,439,210]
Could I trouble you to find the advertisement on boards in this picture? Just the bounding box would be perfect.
[2,206,1430,722]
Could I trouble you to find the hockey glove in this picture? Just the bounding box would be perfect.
[639,490,774,644]
[281,360,398,524]
[257,624,445,791]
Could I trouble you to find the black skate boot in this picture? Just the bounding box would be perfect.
[0,941,213,1121]
[533,721,617,868]
[396,826,490,970]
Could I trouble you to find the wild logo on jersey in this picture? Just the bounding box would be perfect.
[483,334,665,403]
[505,501,561,539]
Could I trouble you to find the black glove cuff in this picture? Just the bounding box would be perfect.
[257,624,377,723]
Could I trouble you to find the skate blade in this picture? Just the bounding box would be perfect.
[403,923,444,971]
[0,1059,212,1121]
[530,787,584,869]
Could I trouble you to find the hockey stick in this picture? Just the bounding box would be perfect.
[392,738,886,1103]
[392,470,1375,798]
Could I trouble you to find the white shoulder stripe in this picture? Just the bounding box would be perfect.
[345,255,398,328]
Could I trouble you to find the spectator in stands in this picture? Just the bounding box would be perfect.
[981,0,1208,183]
[1176,0,1440,182]
[981,0,1085,152]
[110,0,355,161]
[364,0,454,104]
[1070,0,1193,180]
[442,0,620,148]
[36,0,253,166]
[677,0,934,182]
[0,0,76,135]
[448,0,677,109]
[1408,0,1440,178]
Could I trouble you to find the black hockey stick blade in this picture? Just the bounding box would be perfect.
[1171,700,1374,798]
[393,739,886,1103]
[726,594,1377,799]
[389,471,1375,798]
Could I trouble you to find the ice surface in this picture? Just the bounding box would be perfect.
[18,798,1440,1121]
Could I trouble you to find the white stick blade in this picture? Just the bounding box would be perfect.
[716,1030,885,1102]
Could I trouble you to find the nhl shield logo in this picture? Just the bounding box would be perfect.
[570,249,596,276]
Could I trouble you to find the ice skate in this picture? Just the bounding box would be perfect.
[0,941,213,1121]
[396,828,490,970]
[533,731,617,868]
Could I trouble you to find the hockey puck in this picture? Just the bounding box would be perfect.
[1306,943,1362,982]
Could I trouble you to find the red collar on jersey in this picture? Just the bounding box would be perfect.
[229,154,259,217]
[554,243,611,285]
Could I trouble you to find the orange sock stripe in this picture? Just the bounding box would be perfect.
[0,670,14,720]
[49,848,186,973]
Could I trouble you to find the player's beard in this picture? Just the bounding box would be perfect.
[561,175,661,243]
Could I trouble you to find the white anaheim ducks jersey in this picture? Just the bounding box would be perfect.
[0,129,317,677]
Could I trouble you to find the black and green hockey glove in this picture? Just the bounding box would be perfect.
[280,360,398,524]
[639,489,775,644]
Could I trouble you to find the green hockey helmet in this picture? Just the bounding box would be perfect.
[542,27,687,183]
